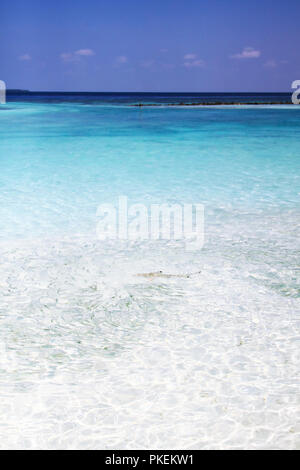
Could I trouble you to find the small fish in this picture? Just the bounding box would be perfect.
[136,271,201,279]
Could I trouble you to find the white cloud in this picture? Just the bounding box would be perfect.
[116,55,128,64]
[184,53,197,60]
[75,49,95,56]
[183,53,205,68]
[60,49,95,63]
[230,47,261,59]
[264,59,277,68]
[18,54,31,61]
[60,53,76,62]
[184,59,205,68]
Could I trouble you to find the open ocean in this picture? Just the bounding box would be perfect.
[0,93,299,449]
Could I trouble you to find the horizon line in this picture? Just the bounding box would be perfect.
[6,89,290,94]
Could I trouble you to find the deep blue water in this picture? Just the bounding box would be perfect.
[6,91,291,105]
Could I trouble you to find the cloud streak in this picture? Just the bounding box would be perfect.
[183,54,205,68]
[60,49,95,62]
[230,47,261,59]
[184,53,197,60]
[75,49,95,57]
[264,59,277,68]
[115,55,128,64]
[18,54,31,61]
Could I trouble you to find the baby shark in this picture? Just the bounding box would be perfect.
[136,270,201,279]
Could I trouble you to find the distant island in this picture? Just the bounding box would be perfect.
[132,101,291,107]
[7,89,31,94]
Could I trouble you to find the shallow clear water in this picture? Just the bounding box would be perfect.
[0,97,299,449]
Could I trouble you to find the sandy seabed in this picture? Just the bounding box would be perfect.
[0,212,299,450]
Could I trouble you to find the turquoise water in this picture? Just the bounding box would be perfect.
[1,101,299,238]
[0,98,299,449]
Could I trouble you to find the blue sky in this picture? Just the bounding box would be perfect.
[0,0,299,92]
